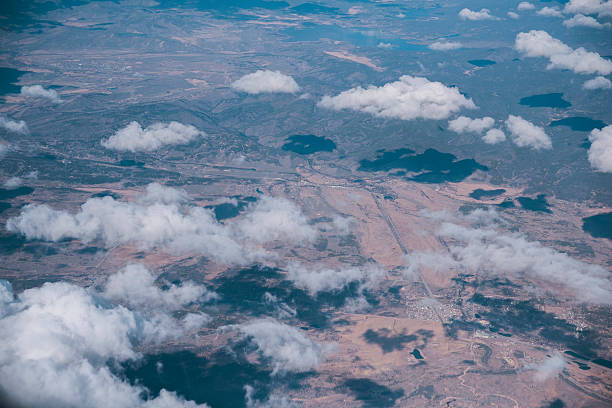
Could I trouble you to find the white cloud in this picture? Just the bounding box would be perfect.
[563,14,611,28]
[101,121,204,152]
[3,177,22,189]
[20,85,62,103]
[505,115,552,150]
[537,6,564,17]
[0,280,12,317]
[531,353,566,381]
[448,116,495,134]
[318,75,476,121]
[588,125,612,172]
[508,11,520,19]
[405,214,612,304]
[103,263,217,311]
[236,196,318,245]
[244,385,300,408]
[6,184,317,266]
[483,128,506,144]
[236,319,334,375]
[459,8,498,20]
[0,116,28,135]
[404,251,458,281]
[263,292,297,320]
[332,215,353,235]
[231,70,300,94]
[378,42,392,49]
[138,182,192,205]
[429,41,462,51]
[285,263,384,296]
[0,278,209,408]
[516,30,572,56]
[564,0,612,18]
[0,143,8,159]
[515,30,612,75]
[517,2,535,11]
[583,76,612,89]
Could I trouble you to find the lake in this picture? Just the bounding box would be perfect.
[520,93,571,108]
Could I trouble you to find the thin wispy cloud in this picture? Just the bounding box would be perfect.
[285,262,384,296]
[526,353,566,381]
[429,41,462,51]
[405,211,612,304]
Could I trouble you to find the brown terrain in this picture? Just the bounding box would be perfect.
[2,156,610,407]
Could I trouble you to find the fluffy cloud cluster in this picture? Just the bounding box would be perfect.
[447,116,507,144]
[515,30,612,75]
[583,76,612,89]
[483,128,507,144]
[0,267,212,408]
[103,264,217,311]
[505,115,552,150]
[6,183,318,265]
[537,7,564,17]
[101,121,204,152]
[517,2,535,11]
[405,213,612,304]
[236,196,317,244]
[448,116,495,134]
[0,116,28,135]
[564,0,612,18]
[588,125,612,172]
[231,70,300,94]
[446,115,547,148]
[564,13,611,28]
[20,85,62,103]
[3,177,22,189]
[508,11,520,19]
[429,41,462,51]
[458,8,498,20]
[285,262,384,296]
[236,319,334,375]
[318,75,475,121]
